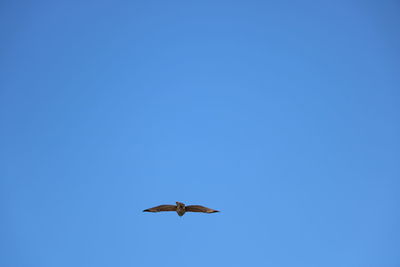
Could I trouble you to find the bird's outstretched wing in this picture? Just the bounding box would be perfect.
[143,205,177,212]
[185,205,219,213]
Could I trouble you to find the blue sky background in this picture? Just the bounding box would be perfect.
[1,1,399,266]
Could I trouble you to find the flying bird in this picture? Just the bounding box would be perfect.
[143,201,219,217]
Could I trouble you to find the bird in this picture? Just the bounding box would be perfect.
[143,201,220,217]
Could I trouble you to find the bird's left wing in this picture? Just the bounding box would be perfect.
[143,205,177,212]
[185,205,219,213]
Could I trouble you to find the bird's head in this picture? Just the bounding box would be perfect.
[176,201,185,207]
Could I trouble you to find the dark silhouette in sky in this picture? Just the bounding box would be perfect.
[143,202,220,216]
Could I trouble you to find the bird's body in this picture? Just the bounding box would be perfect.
[143,201,219,216]
[176,202,186,216]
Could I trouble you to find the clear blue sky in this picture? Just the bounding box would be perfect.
[1,1,399,266]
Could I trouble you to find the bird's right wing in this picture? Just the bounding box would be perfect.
[143,205,177,212]
[185,205,219,213]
